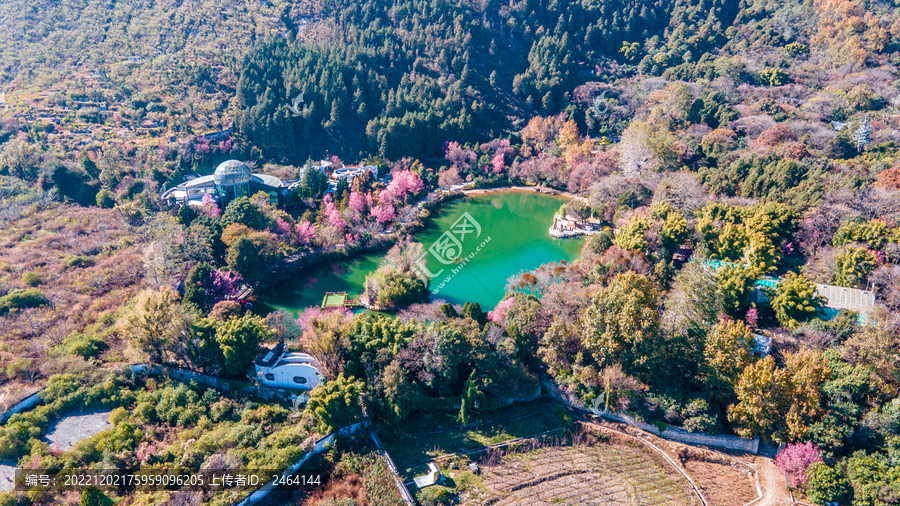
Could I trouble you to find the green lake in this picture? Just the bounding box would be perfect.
[258,190,584,314]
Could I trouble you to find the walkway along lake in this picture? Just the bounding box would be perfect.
[259,190,585,313]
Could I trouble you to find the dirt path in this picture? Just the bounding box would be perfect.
[754,457,793,506]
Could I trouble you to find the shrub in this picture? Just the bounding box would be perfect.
[771,272,825,330]
[222,197,269,230]
[59,332,107,359]
[805,463,850,504]
[305,374,364,434]
[21,271,41,286]
[459,302,487,325]
[365,267,429,310]
[0,288,48,315]
[585,229,613,254]
[183,263,212,311]
[64,255,95,269]
[6,358,36,379]
[133,402,157,424]
[210,300,243,321]
[215,314,274,377]
[758,68,789,86]
[79,486,113,506]
[418,486,456,506]
[784,42,809,56]
[95,189,115,209]
[834,247,878,287]
[155,384,201,426]
[109,407,128,425]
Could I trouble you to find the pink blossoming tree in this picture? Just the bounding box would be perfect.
[349,192,367,213]
[295,221,316,245]
[323,197,347,231]
[379,187,396,205]
[774,442,823,488]
[386,170,425,202]
[443,141,476,171]
[371,204,396,224]
[746,307,759,328]
[274,217,292,237]
[208,269,243,303]
[200,193,221,218]
[488,297,516,324]
[492,153,506,174]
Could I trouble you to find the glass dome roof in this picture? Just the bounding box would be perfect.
[214,160,252,186]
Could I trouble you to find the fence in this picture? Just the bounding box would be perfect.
[0,391,42,425]
[233,421,370,506]
[370,431,417,506]
[542,379,760,454]
[130,363,287,401]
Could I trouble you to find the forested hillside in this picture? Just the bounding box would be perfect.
[0,0,291,133]
[234,0,742,160]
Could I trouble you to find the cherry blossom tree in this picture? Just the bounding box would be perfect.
[745,307,759,328]
[200,193,221,218]
[274,217,292,237]
[295,221,315,245]
[371,204,396,224]
[384,171,424,203]
[349,192,367,214]
[492,153,506,174]
[443,141,476,171]
[619,120,657,178]
[323,196,346,231]
[775,442,823,488]
[208,269,243,303]
[378,187,396,205]
[488,297,516,323]
[438,167,463,187]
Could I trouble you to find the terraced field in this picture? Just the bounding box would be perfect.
[476,441,698,506]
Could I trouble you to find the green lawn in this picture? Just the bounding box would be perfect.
[322,292,346,307]
[380,398,572,475]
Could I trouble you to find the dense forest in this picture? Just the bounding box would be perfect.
[233,0,742,160]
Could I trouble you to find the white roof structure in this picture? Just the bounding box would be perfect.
[160,174,217,202]
[816,284,875,313]
[332,165,378,182]
[214,160,252,186]
[412,463,442,489]
[160,162,285,204]
[254,343,323,391]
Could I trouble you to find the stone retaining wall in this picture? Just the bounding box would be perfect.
[542,379,759,454]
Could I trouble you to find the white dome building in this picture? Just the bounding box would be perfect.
[160,160,286,207]
[214,160,253,206]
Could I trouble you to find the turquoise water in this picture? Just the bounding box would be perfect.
[257,191,585,314]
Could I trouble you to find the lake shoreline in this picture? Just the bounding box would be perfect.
[461,184,588,204]
[259,190,584,313]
